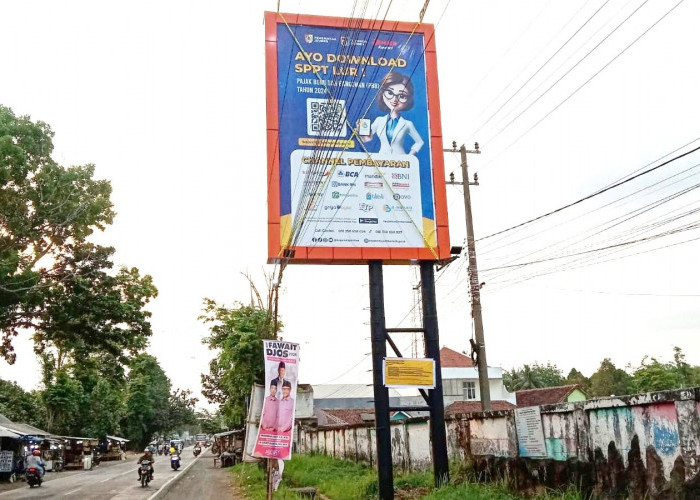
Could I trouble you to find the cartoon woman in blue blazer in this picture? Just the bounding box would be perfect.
[359,72,424,155]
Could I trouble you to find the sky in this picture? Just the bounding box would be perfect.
[1,0,699,406]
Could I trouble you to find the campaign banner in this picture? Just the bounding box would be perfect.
[269,15,447,260]
[253,340,300,460]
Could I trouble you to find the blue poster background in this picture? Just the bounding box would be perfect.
[277,23,434,226]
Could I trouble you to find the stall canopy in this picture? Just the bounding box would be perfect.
[106,436,129,443]
[0,426,21,439]
[0,414,52,438]
[214,430,243,438]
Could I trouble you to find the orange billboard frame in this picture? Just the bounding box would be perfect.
[266,11,450,264]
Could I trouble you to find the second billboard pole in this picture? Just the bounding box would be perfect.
[369,261,393,500]
[369,260,450,500]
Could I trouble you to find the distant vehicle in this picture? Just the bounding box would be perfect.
[170,439,183,453]
[170,453,181,471]
[195,433,207,443]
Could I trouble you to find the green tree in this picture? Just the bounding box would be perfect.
[1,106,115,363]
[0,106,157,366]
[0,378,44,426]
[590,358,633,397]
[566,368,591,393]
[631,347,700,393]
[196,409,226,435]
[83,377,125,440]
[163,389,198,436]
[35,242,157,372]
[503,362,565,391]
[41,368,84,434]
[123,354,171,448]
[200,300,279,427]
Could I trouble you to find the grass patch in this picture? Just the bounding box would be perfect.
[231,454,585,500]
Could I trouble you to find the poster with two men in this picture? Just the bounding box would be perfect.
[253,339,300,460]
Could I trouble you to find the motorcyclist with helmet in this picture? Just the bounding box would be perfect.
[26,450,45,476]
[137,448,154,482]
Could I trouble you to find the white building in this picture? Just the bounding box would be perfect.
[439,346,516,405]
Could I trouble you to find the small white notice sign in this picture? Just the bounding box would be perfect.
[0,451,13,472]
[514,406,547,457]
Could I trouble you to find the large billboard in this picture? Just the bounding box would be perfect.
[266,12,450,264]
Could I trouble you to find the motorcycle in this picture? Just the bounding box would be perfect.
[26,468,42,488]
[193,446,201,457]
[138,460,152,487]
[170,454,181,471]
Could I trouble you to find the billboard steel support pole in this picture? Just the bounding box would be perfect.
[369,260,394,500]
[420,261,450,487]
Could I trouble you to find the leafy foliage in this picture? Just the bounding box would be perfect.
[122,354,171,448]
[565,368,591,393]
[631,347,700,393]
[41,368,84,434]
[0,378,44,427]
[589,358,634,397]
[1,106,117,363]
[200,299,279,427]
[503,362,565,391]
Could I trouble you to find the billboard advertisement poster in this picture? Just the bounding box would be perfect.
[253,339,301,460]
[266,12,450,264]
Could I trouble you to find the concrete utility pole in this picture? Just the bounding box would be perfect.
[444,141,491,411]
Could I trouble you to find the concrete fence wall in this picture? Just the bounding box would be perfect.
[297,388,700,498]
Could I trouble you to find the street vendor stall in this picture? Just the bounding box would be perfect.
[58,436,99,470]
[101,436,128,461]
[0,426,22,482]
[212,429,244,467]
[0,416,58,479]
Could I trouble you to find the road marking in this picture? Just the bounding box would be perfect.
[64,488,82,496]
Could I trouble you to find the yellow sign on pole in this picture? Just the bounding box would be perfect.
[383,358,436,388]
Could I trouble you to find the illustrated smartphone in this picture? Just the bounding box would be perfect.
[358,118,370,136]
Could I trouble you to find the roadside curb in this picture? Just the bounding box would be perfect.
[147,448,205,500]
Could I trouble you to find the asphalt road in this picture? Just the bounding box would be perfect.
[0,447,202,500]
[165,449,242,500]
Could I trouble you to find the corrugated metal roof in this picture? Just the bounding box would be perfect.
[0,426,22,438]
[312,384,401,399]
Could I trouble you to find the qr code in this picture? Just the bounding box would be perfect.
[306,98,347,137]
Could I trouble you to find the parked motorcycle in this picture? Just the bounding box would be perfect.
[25,468,42,488]
[138,460,152,487]
[170,454,181,471]
[193,445,201,457]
